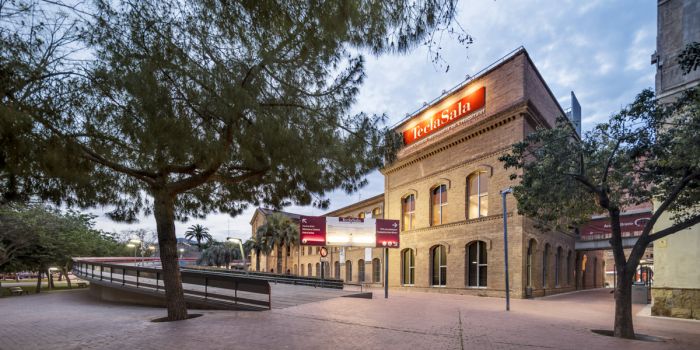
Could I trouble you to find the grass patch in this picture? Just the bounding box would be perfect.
[0,284,77,297]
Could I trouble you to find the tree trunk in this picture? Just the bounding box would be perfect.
[47,268,54,290]
[61,265,72,289]
[255,250,260,271]
[153,191,188,321]
[285,245,288,274]
[613,269,635,338]
[276,245,283,274]
[35,268,42,294]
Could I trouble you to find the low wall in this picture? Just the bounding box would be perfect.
[88,281,238,310]
[651,287,700,320]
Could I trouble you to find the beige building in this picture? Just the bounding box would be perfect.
[649,0,700,320]
[251,48,605,298]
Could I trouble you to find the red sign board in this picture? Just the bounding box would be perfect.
[375,219,400,248]
[402,86,486,145]
[299,216,326,246]
[579,212,652,241]
[299,216,400,248]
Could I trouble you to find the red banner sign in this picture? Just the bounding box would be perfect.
[579,212,652,241]
[402,86,486,145]
[375,219,400,248]
[300,216,326,246]
[300,216,400,248]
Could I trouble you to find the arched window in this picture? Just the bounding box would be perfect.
[372,258,381,283]
[301,246,305,256]
[402,194,415,230]
[467,241,487,287]
[543,244,550,288]
[358,212,365,219]
[315,262,320,277]
[358,259,365,282]
[401,249,415,285]
[308,246,312,255]
[334,261,340,279]
[556,247,563,287]
[467,171,489,219]
[567,250,572,286]
[372,207,382,218]
[345,260,352,281]
[431,184,448,226]
[431,245,447,286]
[307,263,312,276]
[527,239,536,288]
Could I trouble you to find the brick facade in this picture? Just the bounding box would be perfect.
[251,48,595,298]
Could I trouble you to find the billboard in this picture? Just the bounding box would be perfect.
[299,216,400,248]
[579,212,652,241]
[402,86,486,145]
[299,216,327,246]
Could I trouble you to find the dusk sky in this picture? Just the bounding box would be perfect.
[91,0,658,241]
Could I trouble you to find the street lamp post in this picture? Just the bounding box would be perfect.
[501,187,513,312]
[126,243,137,261]
[128,238,142,265]
[227,237,246,271]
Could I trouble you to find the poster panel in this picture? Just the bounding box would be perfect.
[375,219,400,248]
[326,217,376,247]
[299,216,326,246]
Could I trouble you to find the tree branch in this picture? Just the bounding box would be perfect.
[602,138,622,185]
[648,215,700,243]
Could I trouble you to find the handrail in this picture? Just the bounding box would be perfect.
[184,266,345,289]
[72,258,271,310]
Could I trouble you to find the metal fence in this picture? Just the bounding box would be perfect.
[184,267,345,289]
[72,258,271,310]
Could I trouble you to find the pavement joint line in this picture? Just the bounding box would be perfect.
[457,310,465,350]
[491,340,566,349]
[276,311,457,338]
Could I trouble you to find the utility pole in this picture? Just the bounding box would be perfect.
[501,188,513,311]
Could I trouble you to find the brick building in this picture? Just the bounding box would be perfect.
[251,48,604,298]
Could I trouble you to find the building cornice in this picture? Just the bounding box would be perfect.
[323,193,384,217]
[383,102,527,175]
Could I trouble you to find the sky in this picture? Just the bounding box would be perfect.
[90,0,658,242]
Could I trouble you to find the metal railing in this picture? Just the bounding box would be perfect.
[72,258,271,310]
[183,267,345,289]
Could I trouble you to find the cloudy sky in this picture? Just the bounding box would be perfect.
[91,0,658,241]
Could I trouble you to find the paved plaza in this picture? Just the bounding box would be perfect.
[0,287,698,349]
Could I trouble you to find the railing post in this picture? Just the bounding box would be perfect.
[122,269,125,286]
[100,266,103,281]
[91,264,94,279]
[204,277,208,300]
[136,270,140,288]
[156,272,159,291]
[234,281,238,305]
[110,268,113,283]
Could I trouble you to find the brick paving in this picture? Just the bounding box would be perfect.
[0,287,698,349]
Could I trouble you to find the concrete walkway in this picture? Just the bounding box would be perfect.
[0,288,698,349]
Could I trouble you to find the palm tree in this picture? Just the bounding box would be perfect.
[256,213,298,274]
[197,242,238,268]
[248,234,271,271]
[185,224,212,251]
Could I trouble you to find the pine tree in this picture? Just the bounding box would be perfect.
[1,0,467,320]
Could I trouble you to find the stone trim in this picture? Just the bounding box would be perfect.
[383,107,524,175]
[400,212,513,235]
[386,146,514,193]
